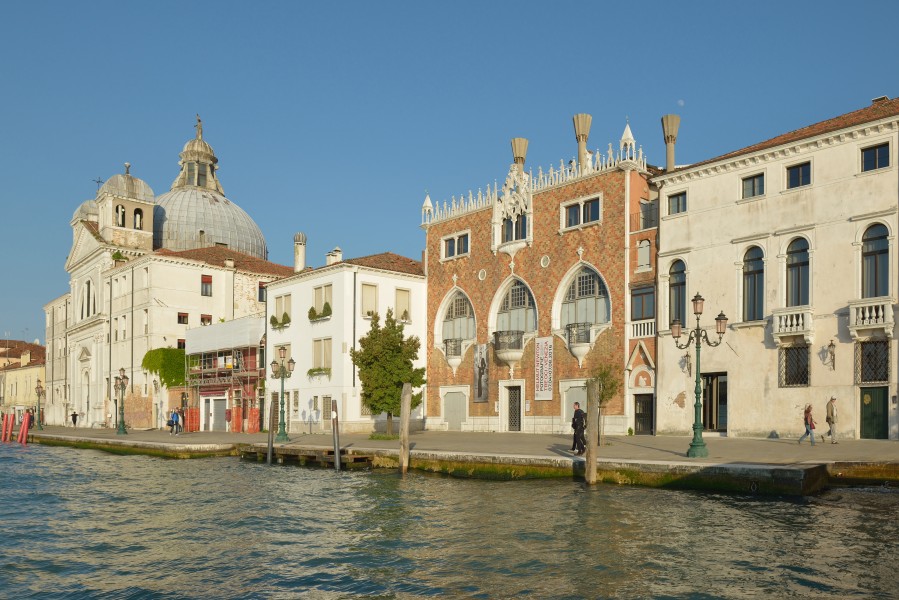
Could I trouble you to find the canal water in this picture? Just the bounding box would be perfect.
[1,444,896,599]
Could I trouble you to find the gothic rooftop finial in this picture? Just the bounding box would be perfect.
[195,114,203,139]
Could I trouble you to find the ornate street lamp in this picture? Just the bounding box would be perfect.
[34,379,45,431]
[270,346,295,443]
[115,367,129,435]
[670,293,728,458]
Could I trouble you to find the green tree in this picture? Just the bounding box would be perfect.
[142,347,186,388]
[350,308,425,435]
[589,363,620,447]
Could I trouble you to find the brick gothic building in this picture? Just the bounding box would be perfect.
[421,115,660,434]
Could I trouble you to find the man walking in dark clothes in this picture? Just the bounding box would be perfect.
[571,402,587,455]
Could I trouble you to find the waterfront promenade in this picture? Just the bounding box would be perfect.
[17,425,899,495]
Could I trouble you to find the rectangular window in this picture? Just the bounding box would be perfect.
[275,294,292,321]
[502,215,527,242]
[201,314,212,326]
[443,232,470,259]
[631,287,655,321]
[787,162,811,189]
[742,173,765,198]
[201,274,213,297]
[857,340,889,384]
[258,283,267,302]
[314,284,333,313]
[313,338,332,369]
[362,283,378,316]
[177,339,186,350]
[566,204,580,228]
[582,198,600,223]
[862,143,889,172]
[177,312,188,325]
[780,345,810,387]
[395,288,411,322]
[668,192,687,215]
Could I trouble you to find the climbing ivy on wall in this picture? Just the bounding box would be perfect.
[142,348,186,388]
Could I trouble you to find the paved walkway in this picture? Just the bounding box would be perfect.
[24,425,899,466]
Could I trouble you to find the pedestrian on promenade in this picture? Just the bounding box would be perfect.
[798,404,817,446]
[71,411,78,427]
[177,407,185,434]
[170,409,179,435]
[823,396,838,444]
[571,402,587,455]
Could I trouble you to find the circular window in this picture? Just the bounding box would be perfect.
[540,255,550,268]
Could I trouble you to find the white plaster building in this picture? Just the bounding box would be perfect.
[265,237,427,434]
[44,119,292,428]
[653,96,899,440]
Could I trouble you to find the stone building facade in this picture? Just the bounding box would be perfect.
[652,96,899,440]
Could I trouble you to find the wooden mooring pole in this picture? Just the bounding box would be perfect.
[332,404,341,471]
[399,383,412,474]
[585,380,599,484]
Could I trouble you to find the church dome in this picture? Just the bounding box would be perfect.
[153,188,267,258]
[153,116,267,259]
[99,169,155,203]
[72,199,98,222]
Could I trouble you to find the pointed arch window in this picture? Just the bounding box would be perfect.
[862,224,889,298]
[561,268,609,329]
[442,292,475,358]
[786,238,809,307]
[669,260,686,327]
[743,246,764,321]
[497,280,536,333]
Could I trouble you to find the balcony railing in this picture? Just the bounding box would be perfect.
[444,338,463,357]
[631,319,655,338]
[566,322,592,345]
[848,296,895,340]
[629,205,658,231]
[771,306,814,344]
[493,330,524,351]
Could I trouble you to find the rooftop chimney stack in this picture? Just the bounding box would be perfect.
[661,114,680,173]
[572,113,592,169]
[511,138,529,172]
[326,246,343,266]
[293,232,307,272]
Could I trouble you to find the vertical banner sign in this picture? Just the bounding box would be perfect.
[474,344,489,403]
[535,337,553,400]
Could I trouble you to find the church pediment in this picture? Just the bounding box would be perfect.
[77,346,92,361]
[65,222,106,272]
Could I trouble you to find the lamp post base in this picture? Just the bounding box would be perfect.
[275,431,289,443]
[686,440,708,458]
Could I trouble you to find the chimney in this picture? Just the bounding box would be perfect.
[293,232,307,272]
[511,138,528,172]
[661,114,680,173]
[326,246,343,266]
[572,114,592,168]
[223,259,235,268]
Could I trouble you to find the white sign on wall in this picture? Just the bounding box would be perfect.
[535,337,553,400]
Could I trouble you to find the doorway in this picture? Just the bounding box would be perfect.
[701,373,727,432]
[444,391,466,431]
[507,386,521,432]
[634,394,654,434]
[860,386,888,439]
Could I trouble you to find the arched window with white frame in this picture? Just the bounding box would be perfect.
[786,238,809,307]
[560,267,609,344]
[743,246,764,321]
[862,224,889,298]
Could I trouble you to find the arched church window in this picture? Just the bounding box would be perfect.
[134,209,143,230]
[115,205,126,227]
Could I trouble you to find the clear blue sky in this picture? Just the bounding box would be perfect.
[1,1,897,344]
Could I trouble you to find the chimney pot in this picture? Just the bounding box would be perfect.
[511,138,528,170]
[661,114,681,172]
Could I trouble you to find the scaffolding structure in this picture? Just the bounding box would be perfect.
[184,316,266,433]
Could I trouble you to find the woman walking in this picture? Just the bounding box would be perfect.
[797,404,817,446]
